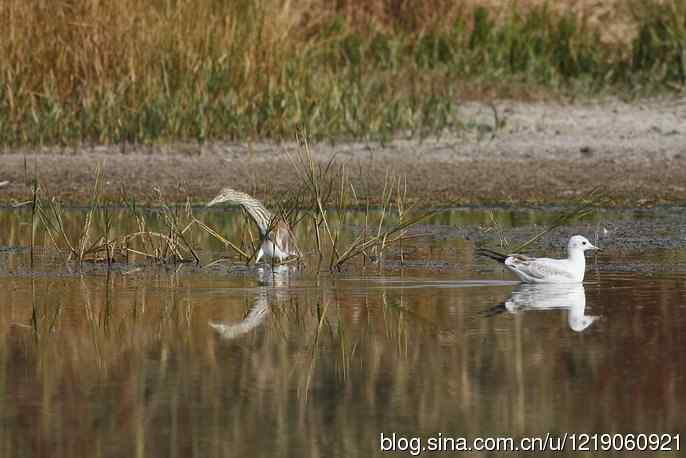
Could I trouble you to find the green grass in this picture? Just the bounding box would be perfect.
[1,0,685,146]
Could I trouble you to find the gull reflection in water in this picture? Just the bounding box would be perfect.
[209,265,290,339]
[484,283,599,332]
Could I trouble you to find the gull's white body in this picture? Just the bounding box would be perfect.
[484,235,599,284]
[503,283,598,332]
[505,253,587,283]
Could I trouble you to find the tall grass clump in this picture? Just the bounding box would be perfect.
[120,193,201,264]
[629,0,686,88]
[289,136,434,271]
[26,167,202,264]
[1,1,684,146]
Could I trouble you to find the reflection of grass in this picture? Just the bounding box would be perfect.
[5,258,685,456]
[2,1,685,145]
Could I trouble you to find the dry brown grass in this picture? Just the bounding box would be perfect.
[473,0,637,44]
[1,1,683,145]
[3,1,302,107]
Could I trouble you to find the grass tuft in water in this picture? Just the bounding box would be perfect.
[288,135,435,271]
[24,166,202,265]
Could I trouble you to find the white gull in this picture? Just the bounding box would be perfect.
[477,235,599,284]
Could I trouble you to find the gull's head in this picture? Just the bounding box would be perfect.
[568,235,599,252]
[206,187,236,207]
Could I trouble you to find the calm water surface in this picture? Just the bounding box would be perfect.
[0,207,684,457]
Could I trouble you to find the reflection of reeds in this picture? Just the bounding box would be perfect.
[4,265,685,457]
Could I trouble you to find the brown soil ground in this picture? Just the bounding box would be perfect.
[1,98,686,208]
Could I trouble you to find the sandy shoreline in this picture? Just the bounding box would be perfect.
[1,98,685,207]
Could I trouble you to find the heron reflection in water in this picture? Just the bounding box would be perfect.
[209,265,290,339]
[483,283,599,332]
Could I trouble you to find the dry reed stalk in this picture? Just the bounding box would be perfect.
[288,134,435,271]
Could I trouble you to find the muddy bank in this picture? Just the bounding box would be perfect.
[1,99,686,207]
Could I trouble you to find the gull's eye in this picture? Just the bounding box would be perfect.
[582,241,587,245]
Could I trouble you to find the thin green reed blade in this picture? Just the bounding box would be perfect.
[512,186,607,253]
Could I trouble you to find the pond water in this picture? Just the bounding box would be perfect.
[0,206,684,457]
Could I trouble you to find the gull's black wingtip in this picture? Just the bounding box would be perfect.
[480,302,507,317]
[475,247,508,263]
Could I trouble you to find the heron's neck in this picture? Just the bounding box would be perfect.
[266,219,290,238]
